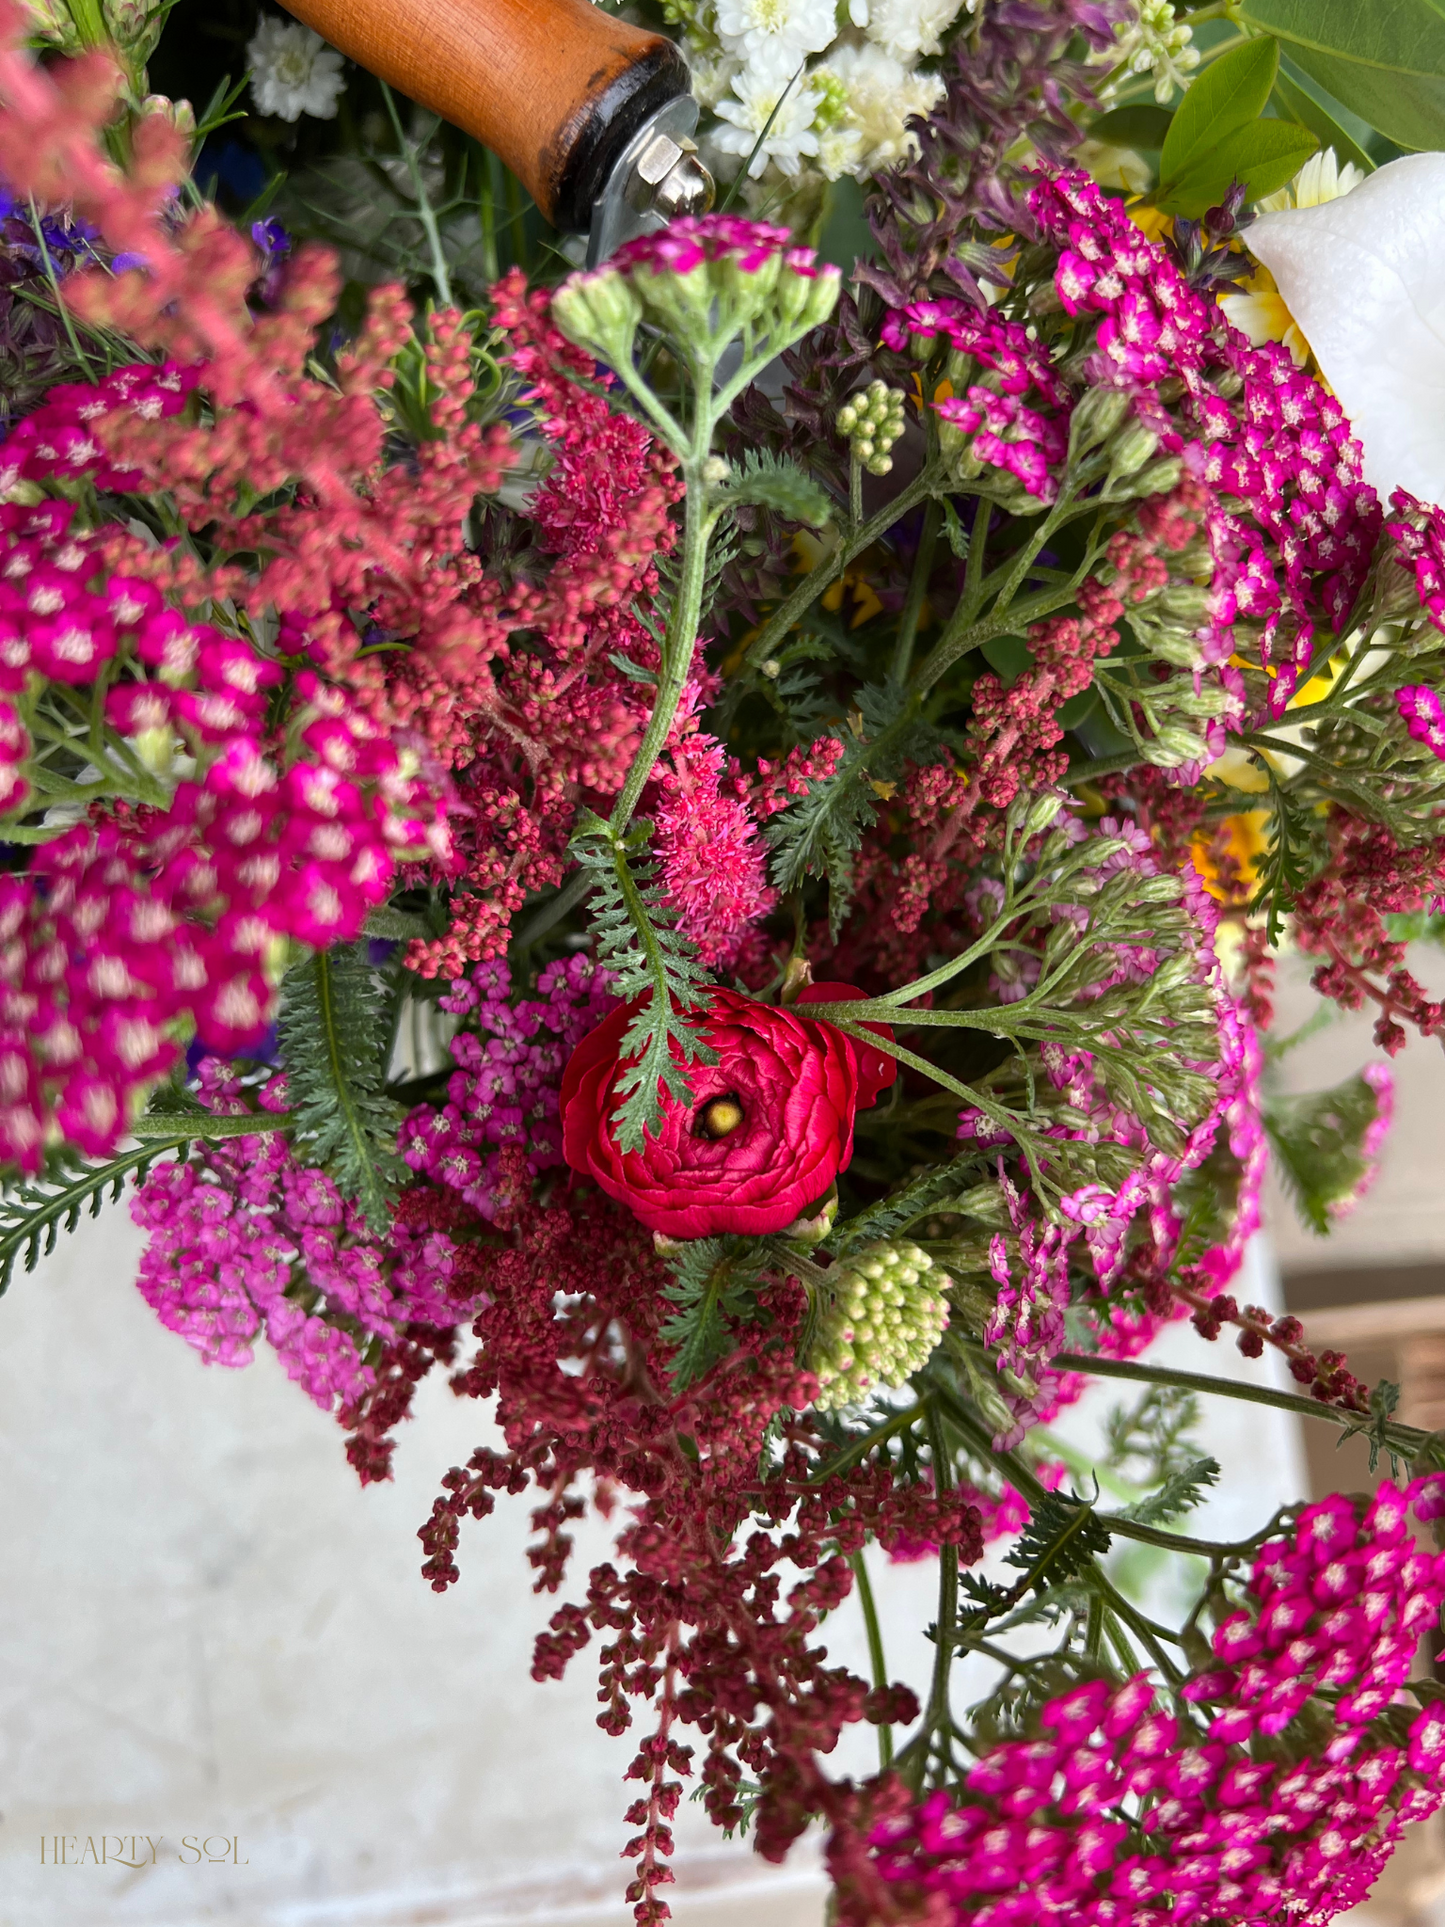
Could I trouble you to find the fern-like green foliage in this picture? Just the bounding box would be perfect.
[658,1235,766,1390]
[1249,777,1314,942]
[572,809,717,1152]
[1120,1457,1220,1526]
[1264,1069,1388,1236]
[833,1160,991,1256]
[714,450,833,531]
[0,1136,195,1294]
[276,943,407,1233]
[766,680,937,934]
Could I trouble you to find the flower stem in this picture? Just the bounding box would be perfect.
[1052,1351,1426,1454]
[609,472,714,833]
[891,498,941,682]
[743,462,942,672]
[850,1549,894,1771]
[380,84,454,309]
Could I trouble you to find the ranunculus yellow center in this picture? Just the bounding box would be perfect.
[696,1095,745,1140]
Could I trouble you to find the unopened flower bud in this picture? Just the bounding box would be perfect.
[552,269,643,371]
[701,455,731,486]
[808,1241,949,1410]
[1068,384,1131,458]
[1146,723,1209,768]
[760,658,782,680]
[1104,416,1162,485]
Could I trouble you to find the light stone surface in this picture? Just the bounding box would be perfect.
[0,1199,1311,1927]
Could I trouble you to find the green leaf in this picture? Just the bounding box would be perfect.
[716,450,834,531]
[1120,1456,1221,1525]
[658,1236,765,1390]
[1238,0,1445,151]
[1271,67,1376,174]
[571,813,717,1152]
[1158,115,1319,213]
[0,1138,195,1294]
[1158,34,1281,197]
[277,945,408,1234]
[1265,1069,1390,1235]
[1090,104,1175,149]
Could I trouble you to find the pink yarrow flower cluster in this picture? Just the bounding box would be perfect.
[610,213,821,280]
[131,1064,478,1410]
[871,1480,1445,1927]
[1028,171,1380,699]
[882,299,1072,502]
[1396,684,1445,758]
[400,954,615,1221]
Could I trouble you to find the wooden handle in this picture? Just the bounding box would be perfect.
[280,0,690,231]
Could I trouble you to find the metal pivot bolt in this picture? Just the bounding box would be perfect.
[632,130,714,222]
[587,93,715,266]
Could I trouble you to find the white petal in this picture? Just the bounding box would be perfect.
[1248,151,1445,509]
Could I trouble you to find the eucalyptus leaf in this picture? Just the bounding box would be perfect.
[1238,0,1445,151]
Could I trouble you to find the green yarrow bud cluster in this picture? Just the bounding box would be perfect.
[551,220,840,416]
[836,381,907,476]
[808,1241,949,1411]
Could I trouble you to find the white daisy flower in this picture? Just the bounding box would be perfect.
[246,17,346,123]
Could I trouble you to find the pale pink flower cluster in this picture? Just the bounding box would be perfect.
[131,1064,475,1410]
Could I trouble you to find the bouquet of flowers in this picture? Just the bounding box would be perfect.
[7,0,1445,1920]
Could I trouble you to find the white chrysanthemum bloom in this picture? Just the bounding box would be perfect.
[246,17,345,122]
[712,63,822,178]
[714,0,835,68]
[811,43,944,179]
[1220,148,1365,368]
[863,0,967,62]
[1244,151,1445,507]
[688,46,743,111]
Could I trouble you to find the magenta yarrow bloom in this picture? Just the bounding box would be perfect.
[1385,488,1445,632]
[882,298,1072,503]
[132,1064,479,1410]
[872,1480,1445,1926]
[1396,683,1445,757]
[611,213,818,280]
[0,359,199,495]
[1028,171,1380,701]
[0,500,451,1166]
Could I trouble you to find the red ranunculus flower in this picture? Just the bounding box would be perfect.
[559,983,895,1238]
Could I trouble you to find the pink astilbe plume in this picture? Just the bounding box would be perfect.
[652,730,776,967]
